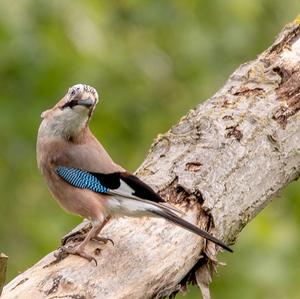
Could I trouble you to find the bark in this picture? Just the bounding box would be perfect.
[0,253,8,296]
[3,21,300,299]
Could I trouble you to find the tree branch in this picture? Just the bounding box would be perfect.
[2,20,300,299]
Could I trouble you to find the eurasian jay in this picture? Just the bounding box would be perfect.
[36,84,232,263]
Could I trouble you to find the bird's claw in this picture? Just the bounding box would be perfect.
[55,245,98,265]
[92,236,114,246]
[61,233,85,245]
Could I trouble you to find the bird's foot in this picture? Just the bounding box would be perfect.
[62,232,114,246]
[54,245,98,265]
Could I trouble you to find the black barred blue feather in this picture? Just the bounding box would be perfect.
[56,166,164,204]
[56,167,109,193]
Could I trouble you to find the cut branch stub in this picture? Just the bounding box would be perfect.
[0,253,8,296]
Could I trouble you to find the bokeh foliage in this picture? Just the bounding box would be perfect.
[0,1,299,298]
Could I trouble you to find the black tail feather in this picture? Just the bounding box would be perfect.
[151,208,233,253]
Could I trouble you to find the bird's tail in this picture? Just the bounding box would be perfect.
[108,196,233,252]
[151,205,233,253]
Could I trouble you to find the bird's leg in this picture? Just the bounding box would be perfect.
[90,216,114,245]
[55,217,112,264]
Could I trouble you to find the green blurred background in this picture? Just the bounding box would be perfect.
[0,1,299,298]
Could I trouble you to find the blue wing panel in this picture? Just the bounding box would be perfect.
[56,166,109,193]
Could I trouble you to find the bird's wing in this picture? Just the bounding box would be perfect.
[55,166,233,252]
[56,166,163,203]
[56,166,182,214]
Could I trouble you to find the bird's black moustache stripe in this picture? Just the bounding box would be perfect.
[61,100,79,109]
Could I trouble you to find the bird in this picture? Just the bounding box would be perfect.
[36,83,232,263]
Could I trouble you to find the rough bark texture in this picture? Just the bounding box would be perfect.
[3,20,300,299]
[0,253,8,296]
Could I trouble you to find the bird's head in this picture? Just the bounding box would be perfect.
[39,84,99,140]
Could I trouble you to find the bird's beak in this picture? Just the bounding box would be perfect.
[77,98,94,108]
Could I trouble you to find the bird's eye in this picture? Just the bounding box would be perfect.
[70,89,76,96]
